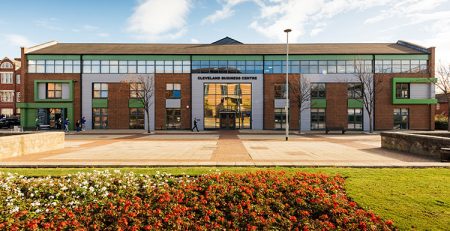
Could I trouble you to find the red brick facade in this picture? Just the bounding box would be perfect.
[107,83,130,129]
[154,73,191,130]
[326,83,348,129]
[0,58,21,117]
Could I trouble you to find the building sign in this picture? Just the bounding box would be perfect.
[197,76,258,81]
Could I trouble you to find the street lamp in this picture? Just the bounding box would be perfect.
[284,28,291,141]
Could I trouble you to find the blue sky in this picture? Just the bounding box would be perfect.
[1,0,449,63]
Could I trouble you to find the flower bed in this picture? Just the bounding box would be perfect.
[0,170,394,230]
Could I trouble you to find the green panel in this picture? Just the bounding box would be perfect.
[375,54,428,60]
[192,55,263,61]
[27,55,80,60]
[16,103,74,130]
[92,99,108,108]
[83,55,190,61]
[392,78,437,105]
[34,80,74,102]
[348,99,364,108]
[128,99,144,108]
[311,99,327,108]
[264,55,373,61]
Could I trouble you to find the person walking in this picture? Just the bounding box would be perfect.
[81,116,86,131]
[57,117,62,130]
[192,118,199,132]
[35,117,40,131]
[64,118,70,133]
[76,120,81,132]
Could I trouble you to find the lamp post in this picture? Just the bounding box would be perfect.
[284,28,291,141]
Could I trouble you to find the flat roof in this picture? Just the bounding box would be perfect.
[27,42,429,55]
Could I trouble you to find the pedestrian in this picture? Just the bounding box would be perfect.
[76,120,81,132]
[81,116,86,131]
[64,118,70,133]
[35,117,40,131]
[192,118,199,132]
[57,117,62,130]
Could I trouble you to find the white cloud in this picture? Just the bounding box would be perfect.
[190,38,200,43]
[202,0,248,24]
[34,18,63,31]
[3,34,33,47]
[127,0,191,41]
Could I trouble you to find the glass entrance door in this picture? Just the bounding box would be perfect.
[220,112,236,129]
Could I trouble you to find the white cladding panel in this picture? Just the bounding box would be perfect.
[81,74,155,130]
[62,83,70,99]
[166,99,181,108]
[38,83,46,99]
[192,74,263,130]
[274,99,287,108]
[410,83,431,99]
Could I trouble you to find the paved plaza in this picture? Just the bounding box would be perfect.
[1,130,450,167]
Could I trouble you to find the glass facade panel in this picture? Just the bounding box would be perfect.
[393,108,409,129]
[166,109,181,129]
[348,108,363,130]
[93,108,108,129]
[311,108,326,130]
[274,108,286,129]
[203,83,252,129]
[129,108,145,129]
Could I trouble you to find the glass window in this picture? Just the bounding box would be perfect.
[0,91,14,102]
[73,60,81,73]
[129,108,145,129]
[382,60,392,73]
[375,60,383,73]
[36,60,45,73]
[401,60,410,73]
[93,83,108,98]
[396,83,409,99]
[110,60,119,73]
[327,61,337,74]
[346,60,355,73]
[166,83,181,99]
[45,60,55,73]
[166,109,181,129]
[311,108,326,130]
[101,60,109,73]
[83,60,92,73]
[46,83,62,99]
[419,60,428,73]
[410,60,420,73]
[392,60,401,73]
[393,108,408,129]
[274,108,286,129]
[16,92,21,102]
[348,83,363,99]
[127,60,137,73]
[311,83,326,98]
[119,61,128,73]
[54,60,64,73]
[28,60,37,73]
[0,62,13,68]
[92,108,108,129]
[64,60,73,73]
[0,73,13,84]
[337,61,346,73]
[348,108,363,130]
[274,84,286,99]
[91,60,100,73]
[15,74,20,84]
[319,61,327,74]
[130,83,144,98]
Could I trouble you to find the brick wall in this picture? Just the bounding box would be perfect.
[107,83,130,129]
[263,74,300,130]
[154,73,191,129]
[374,73,434,130]
[326,83,348,128]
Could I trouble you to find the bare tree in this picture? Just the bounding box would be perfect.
[435,63,450,131]
[122,75,154,133]
[290,76,311,133]
[352,61,383,133]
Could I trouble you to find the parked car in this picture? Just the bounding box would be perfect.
[0,118,20,128]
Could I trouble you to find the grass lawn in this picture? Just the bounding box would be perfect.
[1,167,449,230]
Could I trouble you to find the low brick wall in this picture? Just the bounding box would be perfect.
[381,132,450,159]
[0,132,65,159]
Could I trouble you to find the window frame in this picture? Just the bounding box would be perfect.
[92,83,109,99]
[46,82,63,99]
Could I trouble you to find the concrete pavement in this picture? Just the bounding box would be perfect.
[1,130,449,167]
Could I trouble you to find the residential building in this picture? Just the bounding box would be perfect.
[0,57,21,118]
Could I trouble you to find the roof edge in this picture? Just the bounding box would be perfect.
[25,41,58,54]
[396,40,430,54]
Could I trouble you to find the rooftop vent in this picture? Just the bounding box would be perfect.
[211,37,243,45]
[397,40,430,53]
